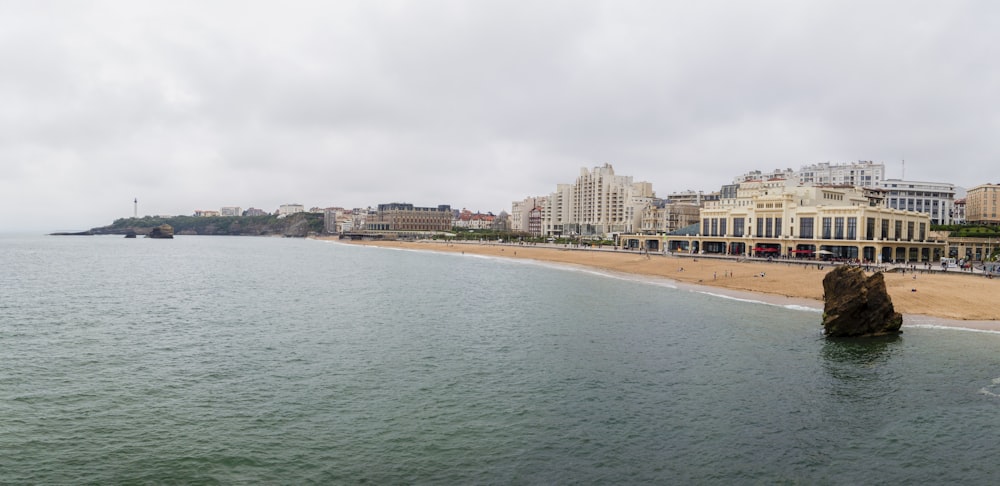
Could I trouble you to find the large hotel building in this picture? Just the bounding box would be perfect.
[364,203,453,233]
[540,164,654,237]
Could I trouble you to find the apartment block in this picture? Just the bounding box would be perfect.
[639,200,701,234]
[511,196,547,233]
[879,179,956,225]
[798,160,885,187]
[965,183,1000,224]
[542,164,656,237]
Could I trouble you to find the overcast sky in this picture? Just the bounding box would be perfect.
[3,1,998,232]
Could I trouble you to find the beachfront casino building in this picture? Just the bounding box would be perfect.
[629,179,945,263]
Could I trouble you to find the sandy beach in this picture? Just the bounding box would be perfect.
[322,238,1000,330]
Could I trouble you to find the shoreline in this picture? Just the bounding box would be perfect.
[316,237,1000,331]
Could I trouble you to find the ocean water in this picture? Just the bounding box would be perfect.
[2,234,1000,484]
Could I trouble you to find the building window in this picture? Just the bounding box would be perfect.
[882,220,889,239]
[907,221,915,241]
[775,218,782,237]
[800,217,814,238]
[711,218,718,236]
[733,218,745,236]
[702,219,709,236]
[866,218,875,241]
[822,217,832,239]
[834,217,844,240]
[757,218,764,237]
[765,218,773,237]
[847,217,857,240]
[720,219,727,237]
[895,221,903,239]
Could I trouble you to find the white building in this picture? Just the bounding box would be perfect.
[542,164,656,237]
[278,204,305,216]
[668,190,721,206]
[953,199,966,224]
[879,179,956,225]
[733,168,797,184]
[511,196,547,233]
[797,160,885,187]
[220,206,242,217]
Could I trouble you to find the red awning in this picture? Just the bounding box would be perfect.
[791,249,814,254]
[754,247,779,252]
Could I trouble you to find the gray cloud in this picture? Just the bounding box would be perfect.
[2,0,998,232]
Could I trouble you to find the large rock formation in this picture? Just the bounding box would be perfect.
[146,224,174,239]
[822,266,902,337]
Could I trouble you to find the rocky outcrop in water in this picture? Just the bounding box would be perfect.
[822,266,902,337]
[147,224,174,239]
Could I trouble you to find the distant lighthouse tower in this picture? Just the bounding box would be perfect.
[134,198,138,218]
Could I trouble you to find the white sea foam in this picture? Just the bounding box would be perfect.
[693,291,822,313]
[698,291,769,305]
[903,324,1000,335]
[784,305,823,313]
[978,377,1000,397]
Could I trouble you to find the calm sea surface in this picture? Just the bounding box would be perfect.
[2,234,1000,484]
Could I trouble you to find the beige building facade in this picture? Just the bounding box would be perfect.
[511,196,547,233]
[623,180,945,263]
[965,183,1000,224]
[639,202,701,234]
[542,164,655,237]
[365,203,453,233]
[946,236,999,262]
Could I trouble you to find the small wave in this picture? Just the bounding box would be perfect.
[904,324,1000,335]
[698,291,768,305]
[693,292,821,313]
[784,305,822,313]
[978,376,1000,397]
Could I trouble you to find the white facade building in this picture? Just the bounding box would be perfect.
[542,164,655,237]
[278,204,305,216]
[797,160,885,187]
[733,168,797,184]
[511,196,547,233]
[879,179,956,225]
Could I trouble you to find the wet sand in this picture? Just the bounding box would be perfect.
[322,238,1000,330]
